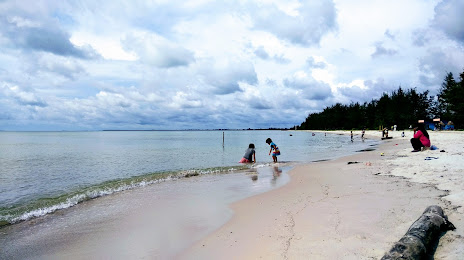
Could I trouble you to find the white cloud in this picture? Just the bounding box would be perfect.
[371,42,398,58]
[0,0,463,130]
[70,32,137,61]
[123,32,195,68]
[283,71,333,101]
[432,0,464,43]
[170,91,203,109]
[198,59,258,95]
[252,0,337,45]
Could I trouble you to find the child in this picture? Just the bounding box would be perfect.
[351,131,353,142]
[239,143,256,163]
[266,138,280,163]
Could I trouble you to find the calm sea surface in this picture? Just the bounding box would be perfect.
[0,130,378,225]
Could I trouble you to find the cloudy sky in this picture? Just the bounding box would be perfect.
[1,0,463,130]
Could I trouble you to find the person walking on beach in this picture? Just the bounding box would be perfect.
[361,128,365,141]
[266,138,280,163]
[350,131,354,142]
[239,143,256,163]
[411,123,430,152]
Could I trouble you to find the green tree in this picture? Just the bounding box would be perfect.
[299,86,439,130]
[437,72,456,120]
[437,71,464,128]
[456,72,464,127]
[427,95,440,120]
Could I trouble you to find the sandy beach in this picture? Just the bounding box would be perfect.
[0,163,293,259]
[2,130,463,259]
[181,130,464,259]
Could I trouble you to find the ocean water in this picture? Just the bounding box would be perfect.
[0,130,378,226]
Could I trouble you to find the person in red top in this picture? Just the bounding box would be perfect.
[410,123,431,152]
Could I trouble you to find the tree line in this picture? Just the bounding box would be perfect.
[298,70,464,130]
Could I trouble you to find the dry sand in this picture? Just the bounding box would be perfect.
[180,130,464,259]
[2,130,462,259]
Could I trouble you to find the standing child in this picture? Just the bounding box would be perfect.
[351,131,354,142]
[239,143,256,163]
[266,138,280,163]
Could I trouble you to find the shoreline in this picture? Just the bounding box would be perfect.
[1,130,462,259]
[0,130,377,229]
[180,130,464,259]
[0,163,294,259]
[0,130,374,228]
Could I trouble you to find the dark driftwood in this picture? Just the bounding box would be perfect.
[382,205,455,260]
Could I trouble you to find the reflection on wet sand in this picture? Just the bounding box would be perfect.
[247,165,283,184]
[272,166,282,183]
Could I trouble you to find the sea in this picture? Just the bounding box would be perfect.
[0,130,378,227]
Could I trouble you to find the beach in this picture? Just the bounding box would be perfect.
[0,165,293,259]
[181,130,464,259]
[1,130,463,259]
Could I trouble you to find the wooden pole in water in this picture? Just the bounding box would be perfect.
[223,132,224,147]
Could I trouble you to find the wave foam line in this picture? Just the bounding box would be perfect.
[11,177,171,224]
[2,165,250,226]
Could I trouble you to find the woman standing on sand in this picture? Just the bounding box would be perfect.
[411,123,430,152]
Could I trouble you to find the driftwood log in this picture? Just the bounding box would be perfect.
[382,205,455,259]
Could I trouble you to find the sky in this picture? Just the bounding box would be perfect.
[0,0,463,131]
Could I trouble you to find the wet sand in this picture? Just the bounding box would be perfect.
[180,130,464,259]
[0,166,291,259]
[2,130,463,259]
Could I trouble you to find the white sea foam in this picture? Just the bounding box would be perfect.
[9,178,172,223]
[2,131,377,224]
[13,194,86,223]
